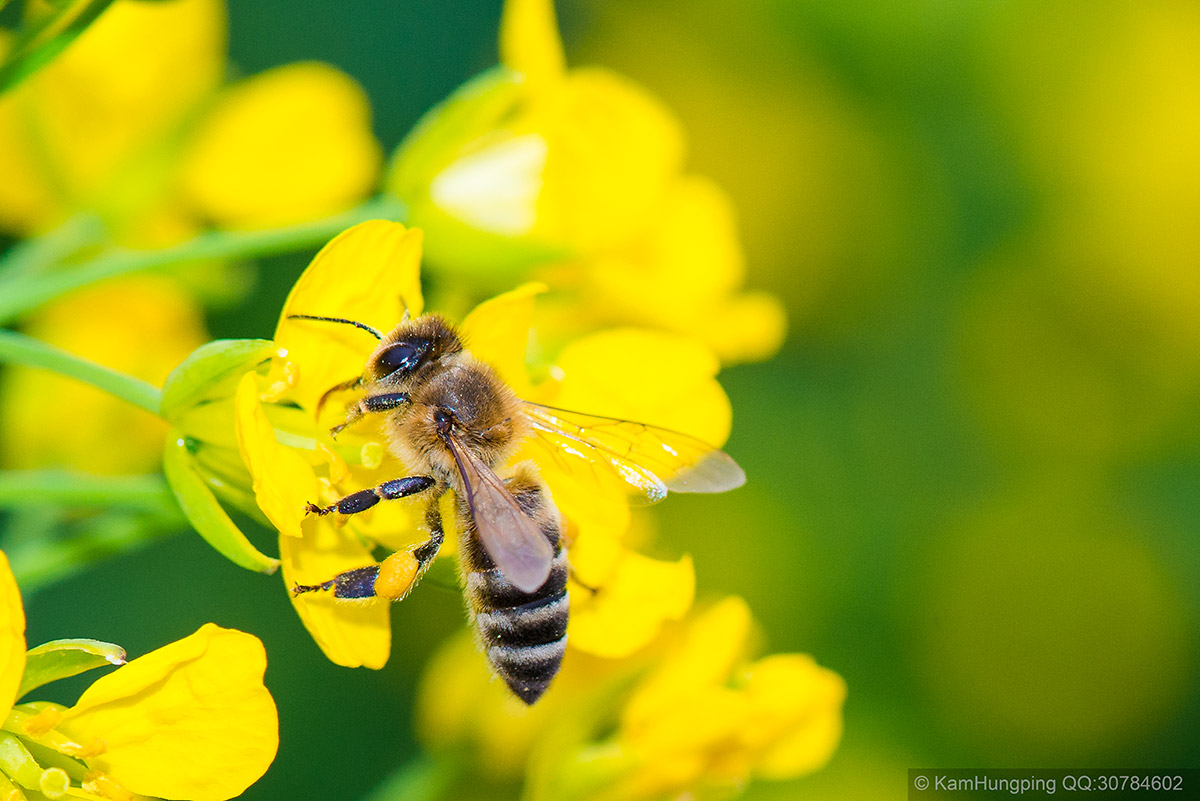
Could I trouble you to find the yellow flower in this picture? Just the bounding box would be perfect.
[236,220,733,670]
[0,550,278,801]
[0,0,382,475]
[418,596,845,801]
[609,598,845,799]
[0,0,380,237]
[0,276,207,475]
[385,0,784,364]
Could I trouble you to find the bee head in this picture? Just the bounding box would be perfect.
[367,314,463,385]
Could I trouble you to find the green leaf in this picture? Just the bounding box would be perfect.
[160,339,275,422]
[17,639,126,699]
[162,432,279,574]
[0,0,119,95]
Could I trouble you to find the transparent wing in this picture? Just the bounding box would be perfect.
[444,431,553,593]
[522,402,746,505]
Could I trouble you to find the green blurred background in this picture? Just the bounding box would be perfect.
[13,0,1200,798]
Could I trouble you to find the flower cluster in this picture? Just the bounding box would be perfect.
[0,551,278,800]
[233,220,731,668]
[386,0,785,364]
[0,1,831,799]
[0,0,380,475]
[419,597,845,801]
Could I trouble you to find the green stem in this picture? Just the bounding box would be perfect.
[0,470,175,511]
[0,330,161,414]
[0,196,408,323]
[0,213,107,282]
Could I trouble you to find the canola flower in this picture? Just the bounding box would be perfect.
[386,0,785,364]
[0,550,278,801]
[235,220,732,669]
[0,0,382,476]
[0,4,829,798]
[418,597,845,801]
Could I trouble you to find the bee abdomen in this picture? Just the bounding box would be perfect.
[467,549,569,705]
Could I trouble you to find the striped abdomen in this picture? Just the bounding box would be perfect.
[456,468,568,705]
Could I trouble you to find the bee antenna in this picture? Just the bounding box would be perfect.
[288,314,384,340]
[399,296,411,324]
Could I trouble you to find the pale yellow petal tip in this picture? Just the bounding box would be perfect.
[180,61,382,229]
[500,0,566,86]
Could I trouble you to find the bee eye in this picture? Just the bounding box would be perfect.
[377,341,429,377]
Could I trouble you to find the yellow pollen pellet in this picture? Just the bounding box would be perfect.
[375,551,420,600]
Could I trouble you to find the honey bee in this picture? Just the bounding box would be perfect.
[290,312,744,704]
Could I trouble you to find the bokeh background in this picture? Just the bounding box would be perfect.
[5,0,1199,798]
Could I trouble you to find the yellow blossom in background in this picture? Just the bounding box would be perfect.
[235,220,731,670]
[0,550,278,800]
[0,0,380,237]
[386,0,785,364]
[178,61,382,230]
[418,596,845,801]
[0,0,225,234]
[0,0,382,475]
[0,276,207,474]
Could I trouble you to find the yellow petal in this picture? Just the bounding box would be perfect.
[579,175,786,363]
[234,373,319,539]
[179,62,381,229]
[281,519,392,670]
[58,624,277,801]
[623,597,753,730]
[499,0,566,89]
[0,551,27,717]
[538,68,686,252]
[706,291,788,365]
[19,0,225,217]
[274,221,424,414]
[741,654,846,779]
[459,282,546,394]
[568,552,694,659]
[548,328,731,447]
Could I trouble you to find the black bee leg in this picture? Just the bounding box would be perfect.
[304,475,435,517]
[292,566,380,598]
[567,565,599,595]
[329,392,411,437]
[294,493,446,602]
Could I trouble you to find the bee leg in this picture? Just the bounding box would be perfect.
[567,566,599,595]
[293,496,445,601]
[330,392,410,438]
[316,376,362,418]
[304,475,435,517]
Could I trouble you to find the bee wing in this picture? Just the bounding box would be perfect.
[522,402,746,505]
[443,431,553,593]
